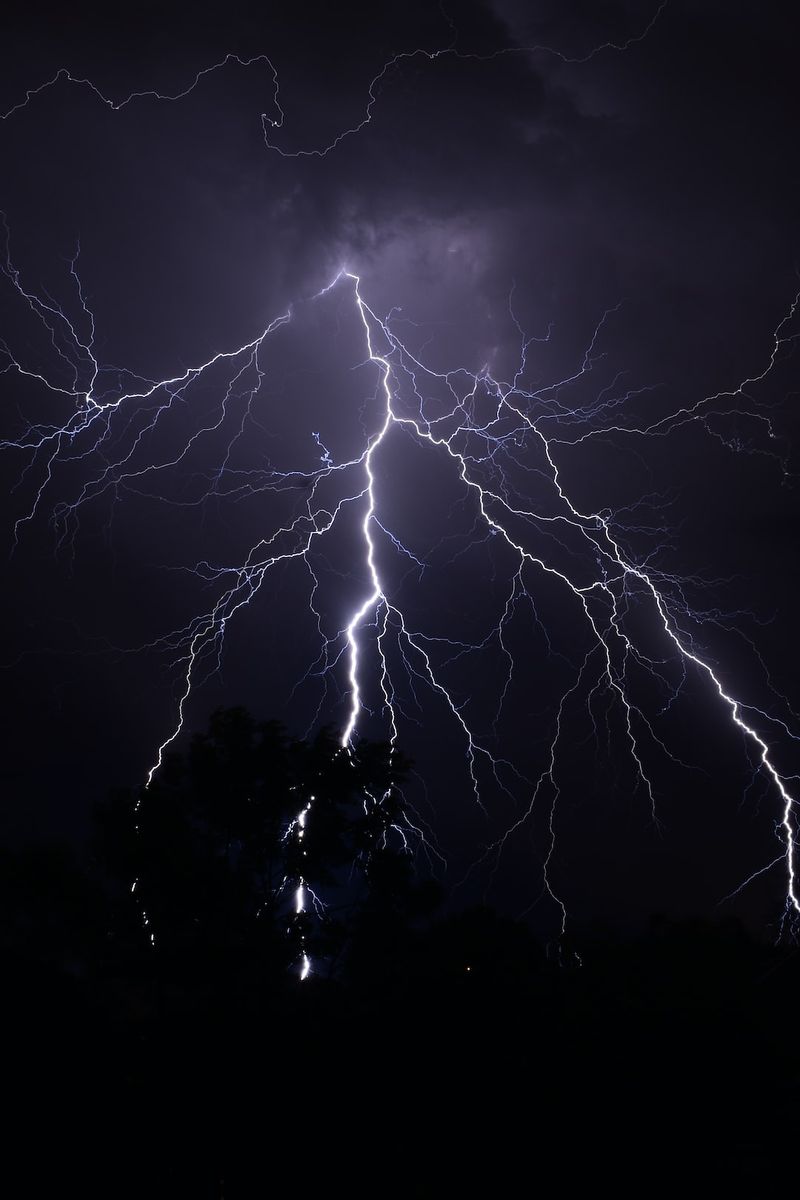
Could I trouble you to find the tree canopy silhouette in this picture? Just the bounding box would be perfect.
[5,708,799,1196]
[94,707,415,982]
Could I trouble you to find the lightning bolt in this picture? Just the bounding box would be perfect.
[0,5,668,157]
[2,211,798,951]
[2,1,798,958]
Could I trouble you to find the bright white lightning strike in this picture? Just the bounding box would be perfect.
[289,801,314,975]
[1,223,799,941]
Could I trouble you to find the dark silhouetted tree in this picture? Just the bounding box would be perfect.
[94,707,415,987]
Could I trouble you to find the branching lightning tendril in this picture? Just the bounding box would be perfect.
[2,1,799,961]
[2,228,798,947]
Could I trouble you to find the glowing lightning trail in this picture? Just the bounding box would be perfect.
[1,226,799,943]
[0,6,668,157]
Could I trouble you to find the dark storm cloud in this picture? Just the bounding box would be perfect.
[7,0,792,386]
[187,0,798,402]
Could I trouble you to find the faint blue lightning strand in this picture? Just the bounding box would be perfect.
[1,5,668,157]
[0,53,283,123]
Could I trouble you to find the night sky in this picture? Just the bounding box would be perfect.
[2,0,799,943]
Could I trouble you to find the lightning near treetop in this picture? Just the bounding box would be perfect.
[2,220,798,957]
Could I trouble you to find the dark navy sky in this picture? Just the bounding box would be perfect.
[1,1,799,939]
